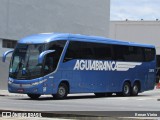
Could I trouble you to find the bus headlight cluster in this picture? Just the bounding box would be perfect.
[8,81,12,84]
[8,78,14,84]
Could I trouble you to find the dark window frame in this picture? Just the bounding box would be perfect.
[43,40,67,75]
[2,39,17,48]
[64,41,155,62]
[64,41,114,62]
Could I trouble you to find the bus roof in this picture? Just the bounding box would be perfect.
[18,33,155,48]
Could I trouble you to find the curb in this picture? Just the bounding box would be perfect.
[0,90,26,97]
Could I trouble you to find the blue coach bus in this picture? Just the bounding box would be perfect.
[3,33,156,99]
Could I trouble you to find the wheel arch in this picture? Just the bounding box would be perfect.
[120,79,131,91]
[124,80,131,84]
[123,80,131,87]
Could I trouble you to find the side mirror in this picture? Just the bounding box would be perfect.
[2,50,14,62]
[38,50,55,64]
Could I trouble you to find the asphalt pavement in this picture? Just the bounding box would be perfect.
[0,88,160,120]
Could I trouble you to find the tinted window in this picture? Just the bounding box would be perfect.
[93,43,112,60]
[43,40,66,75]
[113,45,125,61]
[64,41,113,62]
[144,48,155,62]
[64,41,155,62]
[124,46,144,62]
[64,41,93,61]
[113,45,145,62]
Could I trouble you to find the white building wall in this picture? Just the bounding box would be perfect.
[110,21,160,54]
[0,0,110,40]
[0,0,110,90]
[0,38,11,90]
[0,39,13,57]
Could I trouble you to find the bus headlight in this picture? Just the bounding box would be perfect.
[8,81,12,84]
[8,78,14,84]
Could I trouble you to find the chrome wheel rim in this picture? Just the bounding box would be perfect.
[58,86,66,97]
[133,85,138,93]
[124,85,129,94]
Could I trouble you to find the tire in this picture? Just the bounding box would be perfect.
[27,94,41,99]
[53,83,68,99]
[122,82,131,96]
[131,82,139,96]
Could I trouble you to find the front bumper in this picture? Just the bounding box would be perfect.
[8,77,49,94]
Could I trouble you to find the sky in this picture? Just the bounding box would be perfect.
[110,0,160,20]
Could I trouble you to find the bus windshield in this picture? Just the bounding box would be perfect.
[9,44,45,80]
[9,40,66,80]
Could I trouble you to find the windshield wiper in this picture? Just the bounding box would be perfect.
[25,54,31,79]
[15,58,23,73]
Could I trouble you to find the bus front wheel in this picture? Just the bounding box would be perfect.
[27,94,41,99]
[53,83,68,99]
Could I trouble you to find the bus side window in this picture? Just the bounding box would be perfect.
[64,49,76,61]
[124,46,144,62]
[113,45,125,61]
[64,41,114,61]
[44,40,66,74]
[144,48,155,62]
[44,53,54,73]
[64,41,78,62]
[64,41,94,62]
[81,43,94,59]
[93,45,112,60]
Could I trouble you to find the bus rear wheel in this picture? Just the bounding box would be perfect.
[53,83,68,99]
[122,82,131,96]
[131,82,139,96]
[27,94,41,99]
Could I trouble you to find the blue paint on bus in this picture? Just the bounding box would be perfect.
[3,33,156,99]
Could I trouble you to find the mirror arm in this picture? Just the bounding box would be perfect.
[38,50,55,64]
[2,50,14,62]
